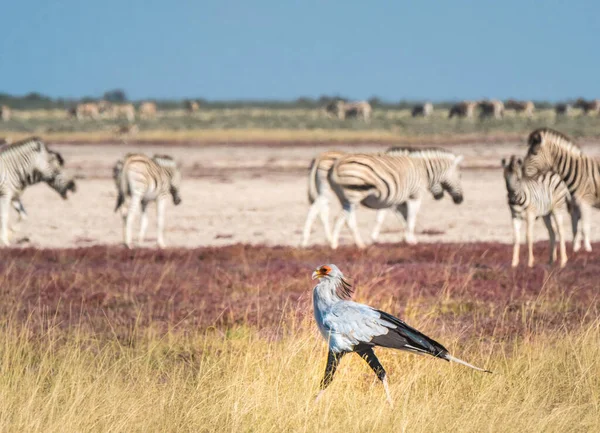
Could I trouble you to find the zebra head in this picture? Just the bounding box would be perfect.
[436,155,464,204]
[502,155,523,204]
[169,170,182,206]
[45,150,76,199]
[152,154,182,205]
[523,128,577,178]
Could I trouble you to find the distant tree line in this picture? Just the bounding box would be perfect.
[0,90,557,110]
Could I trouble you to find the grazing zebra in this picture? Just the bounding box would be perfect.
[328,150,464,249]
[502,155,569,268]
[0,105,11,121]
[523,128,598,252]
[478,100,504,119]
[573,98,600,115]
[411,103,434,117]
[138,101,157,119]
[325,100,372,122]
[555,103,573,116]
[114,153,182,248]
[505,100,535,117]
[0,137,76,245]
[448,101,477,119]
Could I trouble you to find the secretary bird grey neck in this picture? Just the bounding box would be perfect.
[311,264,491,407]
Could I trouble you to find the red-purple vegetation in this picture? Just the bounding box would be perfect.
[0,243,597,340]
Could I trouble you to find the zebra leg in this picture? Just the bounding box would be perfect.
[553,212,568,268]
[371,209,387,243]
[318,197,334,244]
[542,214,556,265]
[125,195,141,249]
[571,202,582,252]
[346,206,365,249]
[156,197,167,249]
[512,217,521,267]
[580,203,593,252]
[405,198,422,245]
[526,212,535,267]
[138,200,149,245]
[331,211,346,250]
[301,200,321,247]
[0,196,11,246]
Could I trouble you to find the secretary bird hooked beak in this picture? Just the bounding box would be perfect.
[311,263,491,408]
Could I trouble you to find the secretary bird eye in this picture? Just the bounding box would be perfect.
[311,263,491,408]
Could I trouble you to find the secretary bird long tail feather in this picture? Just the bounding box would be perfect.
[443,354,492,373]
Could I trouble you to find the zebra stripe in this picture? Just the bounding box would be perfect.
[328,150,464,249]
[523,128,597,252]
[115,153,182,248]
[502,155,569,267]
[0,136,76,245]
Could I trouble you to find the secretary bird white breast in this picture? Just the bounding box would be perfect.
[311,264,491,407]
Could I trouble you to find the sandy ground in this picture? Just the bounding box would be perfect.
[8,140,600,248]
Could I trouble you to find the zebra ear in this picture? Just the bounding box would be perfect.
[453,155,464,167]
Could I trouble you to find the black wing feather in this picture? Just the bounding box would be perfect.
[370,310,449,358]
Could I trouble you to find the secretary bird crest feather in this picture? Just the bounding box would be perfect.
[312,264,491,407]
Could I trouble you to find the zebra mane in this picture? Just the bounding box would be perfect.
[387,146,459,163]
[529,128,581,155]
[152,154,178,168]
[0,136,44,156]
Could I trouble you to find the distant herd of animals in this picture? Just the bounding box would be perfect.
[1,98,599,123]
[302,127,599,268]
[0,127,598,269]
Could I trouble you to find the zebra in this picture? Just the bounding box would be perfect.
[328,150,464,249]
[0,137,76,245]
[478,100,504,119]
[502,155,570,268]
[114,153,182,248]
[505,100,535,117]
[523,128,599,252]
[411,103,433,117]
[301,147,458,247]
[448,101,477,119]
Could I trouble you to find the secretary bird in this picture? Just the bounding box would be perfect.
[312,264,491,407]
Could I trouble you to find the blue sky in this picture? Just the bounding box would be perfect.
[0,1,598,101]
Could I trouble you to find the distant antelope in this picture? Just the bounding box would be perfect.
[411,103,433,117]
[502,155,569,268]
[0,105,11,121]
[114,153,182,248]
[185,100,200,113]
[505,100,535,117]
[478,100,504,119]
[448,101,477,119]
[70,102,100,120]
[138,101,157,119]
[325,100,372,122]
[573,98,600,115]
[109,104,136,122]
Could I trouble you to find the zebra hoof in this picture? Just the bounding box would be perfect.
[584,244,593,252]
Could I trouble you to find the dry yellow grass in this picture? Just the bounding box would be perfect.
[0,317,598,433]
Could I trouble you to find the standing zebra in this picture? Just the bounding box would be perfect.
[114,153,182,248]
[0,137,76,246]
[328,150,464,249]
[502,155,569,268]
[523,128,599,252]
